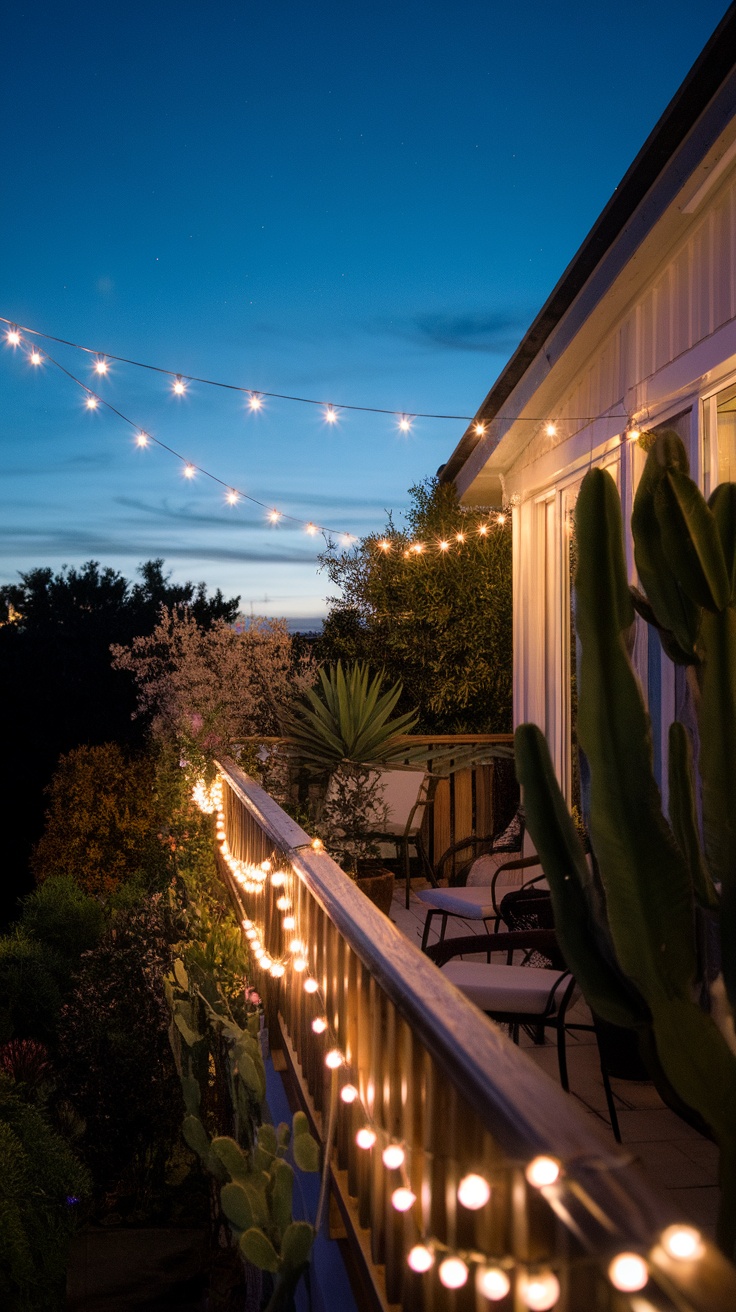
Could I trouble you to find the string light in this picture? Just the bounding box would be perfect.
[474,421,486,435]
[525,1156,561,1188]
[325,1048,343,1070]
[660,1225,703,1261]
[382,1144,405,1170]
[476,1266,511,1301]
[439,540,449,551]
[340,1083,358,1104]
[282,915,296,930]
[226,489,239,505]
[608,1253,648,1292]
[85,395,98,410]
[172,376,186,395]
[304,977,320,994]
[545,422,557,437]
[268,509,281,523]
[312,1017,328,1034]
[457,1173,491,1209]
[324,405,338,424]
[6,328,21,346]
[519,1271,560,1310]
[248,392,263,411]
[408,1245,434,1273]
[356,1127,377,1150]
[183,464,196,479]
[391,1187,416,1212]
[398,415,412,433]
[275,895,291,911]
[30,350,42,365]
[94,358,108,375]
[438,1258,468,1290]
[136,432,149,447]
[379,540,391,552]
[306,522,318,535]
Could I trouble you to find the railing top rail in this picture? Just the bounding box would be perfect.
[228,733,515,745]
[216,755,691,1261]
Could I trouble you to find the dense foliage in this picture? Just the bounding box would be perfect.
[0,558,239,924]
[318,477,512,731]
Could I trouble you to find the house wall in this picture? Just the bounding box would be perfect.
[505,164,736,805]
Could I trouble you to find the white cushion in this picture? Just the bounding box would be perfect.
[467,851,515,887]
[417,886,496,918]
[441,961,569,1014]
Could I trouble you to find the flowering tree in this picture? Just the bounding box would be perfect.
[111,609,313,760]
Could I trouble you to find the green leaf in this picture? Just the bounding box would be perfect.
[654,469,730,611]
[292,1111,310,1138]
[211,1135,250,1183]
[279,1221,313,1272]
[243,1175,270,1228]
[239,1227,280,1273]
[632,433,700,656]
[221,1181,254,1231]
[180,1072,201,1118]
[174,1010,203,1048]
[292,1131,320,1173]
[667,721,718,911]
[270,1158,294,1239]
[174,958,189,991]
[182,1114,210,1162]
[709,483,736,602]
[276,1122,291,1149]
[698,609,736,1009]
[236,1049,265,1100]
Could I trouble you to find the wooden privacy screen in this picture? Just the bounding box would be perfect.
[214,755,736,1312]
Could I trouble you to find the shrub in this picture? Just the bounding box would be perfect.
[19,876,105,965]
[0,1074,90,1310]
[0,936,62,1044]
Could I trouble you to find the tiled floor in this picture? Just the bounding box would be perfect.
[391,882,720,1234]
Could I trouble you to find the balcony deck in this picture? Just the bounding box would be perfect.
[393,881,720,1236]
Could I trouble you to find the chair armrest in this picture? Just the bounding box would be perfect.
[426,928,559,967]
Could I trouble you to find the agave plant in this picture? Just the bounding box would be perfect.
[285,661,418,775]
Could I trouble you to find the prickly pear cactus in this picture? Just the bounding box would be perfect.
[515,433,736,1255]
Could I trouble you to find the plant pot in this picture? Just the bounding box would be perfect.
[355,862,395,916]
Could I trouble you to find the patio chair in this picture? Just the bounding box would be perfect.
[343,766,436,908]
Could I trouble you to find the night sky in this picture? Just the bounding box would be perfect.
[1,0,730,624]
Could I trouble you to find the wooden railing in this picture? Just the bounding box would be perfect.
[215,755,736,1311]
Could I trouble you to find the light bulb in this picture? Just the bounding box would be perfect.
[398,415,412,433]
[391,1187,416,1212]
[289,939,304,954]
[545,422,557,437]
[95,358,108,375]
[312,1017,328,1034]
[275,896,291,911]
[497,513,506,525]
[136,432,149,447]
[282,916,296,930]
[456,532,465,543]
[381,1144,405,1170]
[270,962,285,978]
[254,948,266,961]
[519,1271,560,1310]
[268,509,281,522]
[476,1266,511,1301]
[474,421,486,435]
[30,350,42,365]
[324,406,338,424]
[356,1127,376,1150]
[85,396,98,410]
[340,1083,358,1104]
[226,490,239,505]
[260,860,271,872]
[379,540,391,552]
[457,1173,490,1210]
[660,1224,703,1261]
[407,1245,434,1273]
[184,464,196,479]
[439,540,449,551]
[245,928,257,940]
[242,919,253,930]
[325,1048,343,1069]
[525,1156,560,1188]
[306,523,318,535]
[438,1258,468,1290]
[311,837,323,851]
[6,329,21,345]
[412,543,424,554]
[628,426,640,441]
[249,393,262,411]
[293,956,308,972]
[173,377,186,395]
[270,871,287,887]
[479,524,488,535]
[608,1253,648,1292]
[304,977,319,994]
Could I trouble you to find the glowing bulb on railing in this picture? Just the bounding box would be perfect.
[456,532,465,543]
[245,929,257,941]
[497,513,506,525]
[660,1225,703,1260]
[356,1127,376,1150]
[271,871,287,887]
[304,977,319,994]
[478,523,488,535]
[312,1017,327,1034]
[289,940,304,954]
[519,1271,560,1310]
[381,1144,405,1170]
[276,896,291,911]
[325,1048,343,1070]
[439,540,449,551]
[340,1084,358,1104]
[457,1173,490,1209]
[282,915,296,930]
[438,1258,468,1290]
[242,919,252,930]
[407,1245,434,1273]
[391,1187,416,1212]
[260,860,271,872]
[270,962,285,979]
[607,1253,648,1292]
[525,1156,560,1188]
[311,837,323,851]
[476,1266,511,1301]
[293,956,308,972]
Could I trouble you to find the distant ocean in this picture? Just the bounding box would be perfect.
[285,617,325,633]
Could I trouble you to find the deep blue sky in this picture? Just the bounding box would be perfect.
[1,0,730,623]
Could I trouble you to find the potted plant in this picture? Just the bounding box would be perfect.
[284,662,418,912]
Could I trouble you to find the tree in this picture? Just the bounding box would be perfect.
[0,559,239,925]
[317,478,512,731]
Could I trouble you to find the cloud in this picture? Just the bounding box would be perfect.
[114,492,395,522]
[0,452,115,477]
[0,524,319,565]
[410,311,530,354]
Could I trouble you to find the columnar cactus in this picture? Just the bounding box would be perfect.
[515,433,736,1254]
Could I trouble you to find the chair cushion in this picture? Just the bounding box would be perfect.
[466,851,514,888]
[441,961,569,1014]
[416,886,496,918]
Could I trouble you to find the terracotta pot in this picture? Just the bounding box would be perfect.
[355,862,395,916]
